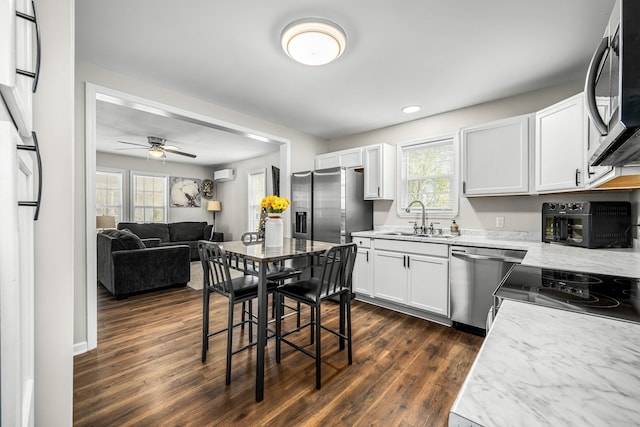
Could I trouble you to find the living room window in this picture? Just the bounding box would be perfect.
[397,133,459,218]
[247,168,266,232]
[96,169,124,223]
[131,172,168,223]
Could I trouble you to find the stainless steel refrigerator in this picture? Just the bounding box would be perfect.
[291,167,373,244]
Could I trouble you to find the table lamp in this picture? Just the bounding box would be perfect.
[96,215,116,231]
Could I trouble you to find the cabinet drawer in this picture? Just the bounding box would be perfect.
[374,238,448,257]
[353,237,370,249]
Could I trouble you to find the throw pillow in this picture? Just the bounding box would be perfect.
[118,229,146,250]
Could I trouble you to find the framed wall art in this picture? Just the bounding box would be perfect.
[170,176,202,207]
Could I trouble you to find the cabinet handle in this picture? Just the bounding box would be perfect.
[462,181,466,194]
[366,251,369,262]
[16,0,41,92]
[575,168,581,187]
[17,131,42,220]
[403,255,406,268]
[407,256,410,269]
[377,186,380,197]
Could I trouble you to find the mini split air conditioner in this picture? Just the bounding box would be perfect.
[214,168,236,182]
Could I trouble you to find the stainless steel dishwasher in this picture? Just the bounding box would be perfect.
[450,246,526,335]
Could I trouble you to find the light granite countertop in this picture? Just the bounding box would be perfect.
[448,300,640,427]
[351,230,640,278]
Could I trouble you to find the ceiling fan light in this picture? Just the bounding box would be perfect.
[148,147,165,158]
[281,18,346,66]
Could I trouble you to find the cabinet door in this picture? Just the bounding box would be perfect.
[0,0,34,136]
[339,147,363,168]
[535,93,585,192]
[407,255,449,316]
[0,122,35,427]
[372,250,407,303]
[353,247,372,297]
[363,143,395,200]
[585,98,613,185]
[462,115,531,196]
[315,152,340,170]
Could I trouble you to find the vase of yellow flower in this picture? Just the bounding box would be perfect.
[260,195,290,247]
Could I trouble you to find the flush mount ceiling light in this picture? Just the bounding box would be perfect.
[281,18,347,66]
[402,105,421,114]
[148,146,166,159]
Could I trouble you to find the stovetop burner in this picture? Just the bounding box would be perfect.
[495,265,640,324]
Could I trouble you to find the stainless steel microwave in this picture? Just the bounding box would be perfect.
[586,0,640,167]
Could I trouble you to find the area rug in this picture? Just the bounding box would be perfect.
[187,262,243,291]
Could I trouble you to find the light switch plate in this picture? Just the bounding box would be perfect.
[496,216,505,228]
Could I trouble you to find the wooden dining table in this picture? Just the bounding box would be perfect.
[218,237,335,402]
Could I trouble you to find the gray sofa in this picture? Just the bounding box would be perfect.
[97,229,191,299]
[117,221,224,261]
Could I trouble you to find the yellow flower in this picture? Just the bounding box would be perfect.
[261,195,290,213]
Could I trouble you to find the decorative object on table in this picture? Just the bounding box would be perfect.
[201,179,214,199]
[261,195,290,247]
[257,208,267,239]
[207,200,222,234]
[170,176,202,207]
[96,215,116,231]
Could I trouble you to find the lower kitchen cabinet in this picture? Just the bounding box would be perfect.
[372,239,449,317]
[353,237,373,297]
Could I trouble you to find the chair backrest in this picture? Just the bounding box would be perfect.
[198,241,234,296]
[241,231,263,244]
[316,243,357,299]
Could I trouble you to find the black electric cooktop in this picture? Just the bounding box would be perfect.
[495,264,640,324]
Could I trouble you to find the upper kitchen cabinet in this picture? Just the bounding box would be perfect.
[534,93,585,193]
[461,115,532,196]
[363,143,395,200]
[315,147,363,170]
[0,0,39,137]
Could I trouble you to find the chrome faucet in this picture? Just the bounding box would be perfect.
[405,200,427,234]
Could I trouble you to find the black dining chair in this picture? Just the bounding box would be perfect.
[199,241,279,385]
[274,243,357,389]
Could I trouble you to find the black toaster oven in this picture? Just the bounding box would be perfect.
[542,201,632,248]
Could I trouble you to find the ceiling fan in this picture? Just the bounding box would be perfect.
[116,136,197,159]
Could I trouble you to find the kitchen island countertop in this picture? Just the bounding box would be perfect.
[448,300,640,427]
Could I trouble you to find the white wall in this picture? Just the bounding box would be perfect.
[97,152,215,223]
[74,63,326,349]
[214,151,281,241]
[327,81,632,235]
[33,0,75,424]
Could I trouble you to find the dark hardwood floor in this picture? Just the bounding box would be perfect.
[74,284,483,426]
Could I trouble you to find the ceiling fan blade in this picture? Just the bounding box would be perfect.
[163,145,180,150]
[117,140,148,147]
[163,147,197,158]
[115,147,147,151]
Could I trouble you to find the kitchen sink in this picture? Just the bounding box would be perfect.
[377,231,456,239]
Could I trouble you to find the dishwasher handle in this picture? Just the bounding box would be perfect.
[451,251,523,264]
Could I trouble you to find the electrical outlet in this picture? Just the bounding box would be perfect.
[496,216,505,228]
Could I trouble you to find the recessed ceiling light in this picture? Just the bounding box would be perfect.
[281,18,347,66]
[402,105,421,114]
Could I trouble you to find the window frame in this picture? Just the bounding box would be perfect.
[246,168,267,232]
[96,167,125,223]
[129,170,169,223]
[396,133,460,219]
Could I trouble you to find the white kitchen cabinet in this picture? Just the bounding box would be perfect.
[372,239,449,316]
[585,97,613,185]
[315,147,363,170]
[461,115,532,196]
[363,143,395,200]
[534,93,586,193]
[0,0,38,136]
[407,254,449,316]
[0,121,35,426]
[352,237,373,297]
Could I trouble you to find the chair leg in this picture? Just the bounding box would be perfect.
[315,303,322,389]
[346,297,353,365]
[202,288,210,363]
[226,299,234,385]
[296,301,301,328]
[241,301,246,330]
[248,299,253,343]
[310,306,315,345]
[275,293,282,363]
[339,294,346,351]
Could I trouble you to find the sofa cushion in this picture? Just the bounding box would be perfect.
[118,222,171,242]
[169,222,206,242]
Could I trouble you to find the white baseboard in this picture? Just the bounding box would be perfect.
[73,341,88,356]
